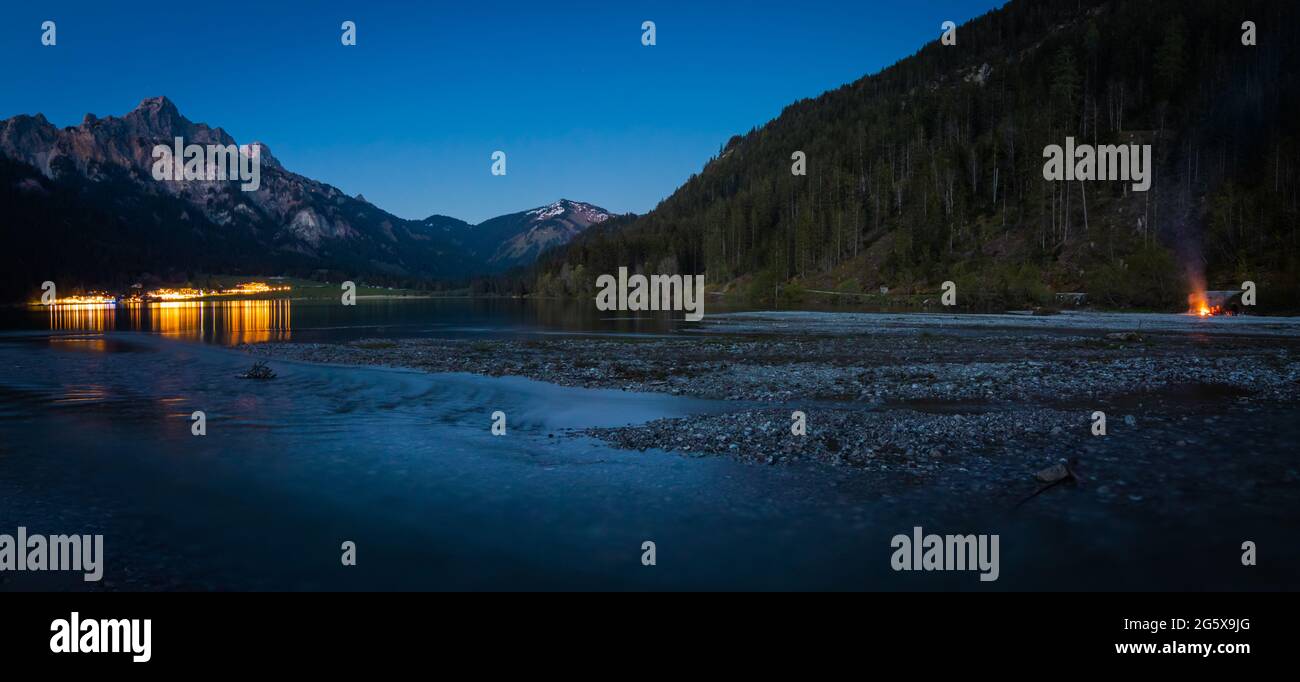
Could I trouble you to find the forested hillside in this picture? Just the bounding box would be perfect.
[536,0,1299,310]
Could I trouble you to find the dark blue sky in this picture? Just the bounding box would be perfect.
[3,0,1004,223]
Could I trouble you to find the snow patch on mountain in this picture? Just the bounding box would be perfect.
[488,199,613,267]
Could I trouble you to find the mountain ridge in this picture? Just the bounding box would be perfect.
[0,97,612,298]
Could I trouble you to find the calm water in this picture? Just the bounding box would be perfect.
[1,299,1296,590]
[0,297,705,345]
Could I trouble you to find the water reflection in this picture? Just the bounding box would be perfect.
[51,383,110,405]
[47,300,292,345]
[19,297,736,348]
[47,303,116,332]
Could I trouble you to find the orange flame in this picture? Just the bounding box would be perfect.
[1187,290,1227,317]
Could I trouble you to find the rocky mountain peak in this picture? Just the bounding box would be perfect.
[123,96,185,135]
[526,198,611,224]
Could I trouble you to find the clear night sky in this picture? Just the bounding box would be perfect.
[3,0,1005,223]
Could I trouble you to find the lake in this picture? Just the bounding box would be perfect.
[1,299,1295,590]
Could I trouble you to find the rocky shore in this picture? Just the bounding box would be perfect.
[244,323,1300,405]
[243,312,1300,486]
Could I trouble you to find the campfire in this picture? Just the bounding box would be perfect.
[1187,290,1241,317]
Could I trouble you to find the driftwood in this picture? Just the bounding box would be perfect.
[240,360,276,380]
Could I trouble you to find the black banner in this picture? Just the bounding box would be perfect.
[0,592,1284,670]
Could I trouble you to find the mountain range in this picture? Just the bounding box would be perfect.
[0,97,613,298]
[5,0,1296,310]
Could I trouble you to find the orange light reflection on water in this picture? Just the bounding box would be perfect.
[48,299,292,344]
[47,303,116,332]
